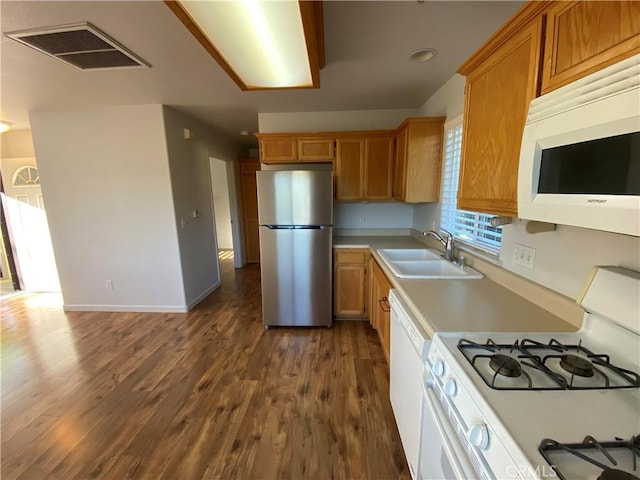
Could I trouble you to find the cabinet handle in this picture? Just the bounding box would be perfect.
[379,296,391,312]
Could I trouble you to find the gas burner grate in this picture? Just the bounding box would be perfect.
[539,435,640,480]
[457,338,640,391]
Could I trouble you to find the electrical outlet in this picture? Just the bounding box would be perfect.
[361,216,367,225]
[180,219,186,229]
[106,280,114,290]
[513,243,536,269]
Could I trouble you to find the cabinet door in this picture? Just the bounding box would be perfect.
[458,17,544,217]
[334,249,369,319]
[259,138,297,163]
[334,264,368,317]
[541,1,640,94]
[404,119,445,203]
[298,138,335,161]
[372,259,392,363]
[364,136,394,200]
[393,128,408,201]
[335,138,365,201]
[239,160,261,263]
[368,257,379,329]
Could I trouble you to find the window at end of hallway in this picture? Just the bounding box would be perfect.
[439,115,502,256]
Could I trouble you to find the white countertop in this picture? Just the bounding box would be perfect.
[334,235,578,338]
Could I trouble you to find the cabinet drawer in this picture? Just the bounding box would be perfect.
[334,249,368,265]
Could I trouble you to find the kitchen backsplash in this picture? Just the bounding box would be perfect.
[412,203,640,301]
[333,202,414,229]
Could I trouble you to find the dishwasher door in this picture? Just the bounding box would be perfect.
[389,289,430,480]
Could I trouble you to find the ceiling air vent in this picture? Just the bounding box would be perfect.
[4,22,150,70]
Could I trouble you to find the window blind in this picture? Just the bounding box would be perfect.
[440,118,502,255]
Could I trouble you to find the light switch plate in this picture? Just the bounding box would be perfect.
[513,243,536,269]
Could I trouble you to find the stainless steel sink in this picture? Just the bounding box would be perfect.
[377,249,483,279]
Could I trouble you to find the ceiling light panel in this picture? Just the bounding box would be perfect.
[176,0,312,88]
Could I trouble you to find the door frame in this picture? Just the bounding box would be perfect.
[208,157,246,269]
[0,173,21,290]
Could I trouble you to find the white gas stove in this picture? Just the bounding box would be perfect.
[420,266,640,480]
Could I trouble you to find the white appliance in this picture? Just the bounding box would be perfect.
[419,266,640,480]
[518,53,640,237]
[390,289,430,480]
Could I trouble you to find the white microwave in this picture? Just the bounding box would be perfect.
[518,54,640,237]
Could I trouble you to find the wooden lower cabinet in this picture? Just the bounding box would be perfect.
[369,257,393,363]
[333,249,370,318]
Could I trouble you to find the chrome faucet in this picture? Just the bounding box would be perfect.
[423,229,455,262]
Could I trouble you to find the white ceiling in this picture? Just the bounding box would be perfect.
[1,1,523,148]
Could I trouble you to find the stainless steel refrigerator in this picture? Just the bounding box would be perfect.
[256,170,333,327]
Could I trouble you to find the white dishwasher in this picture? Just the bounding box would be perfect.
[389,289,431,480]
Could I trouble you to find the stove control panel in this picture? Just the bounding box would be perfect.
[427,337,525,479]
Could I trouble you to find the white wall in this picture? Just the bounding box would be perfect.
[30,105,186,311]
[419,74,466,119]
[209,158,233,249]
[0,129,36,158]
[412,203,441,233]
[334,202,414,229]
[162,106,243,307]
[259,108,420,133]
[500,222,640,299]
[414,73,640,299]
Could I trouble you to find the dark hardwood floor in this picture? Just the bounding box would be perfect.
[1,257,410,479]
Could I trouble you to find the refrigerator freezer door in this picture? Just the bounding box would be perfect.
[257,170,333,226]
[260,226,332,327]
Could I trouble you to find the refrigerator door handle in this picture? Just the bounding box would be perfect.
[264,225,326,230]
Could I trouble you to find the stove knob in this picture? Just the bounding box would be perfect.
[432,361,445,377]
[443,378,457,396]
[467,423,490,450]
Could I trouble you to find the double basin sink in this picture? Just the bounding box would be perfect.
[377,248,483,280]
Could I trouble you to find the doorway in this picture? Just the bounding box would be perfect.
[209,157,241,268]
[0,159,61,292]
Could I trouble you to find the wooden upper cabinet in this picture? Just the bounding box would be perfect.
[298,137,335,161]
[335,134,394,201]
[457,14,544,217]
[258,137,298,163]
[394,118,445,204]
[393,127,408,201]
[335,137,365,201]
[541,1,640,94]
[364,135,394,201]
[256,134,334,164]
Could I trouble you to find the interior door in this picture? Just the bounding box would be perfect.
[1,161,60,292]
